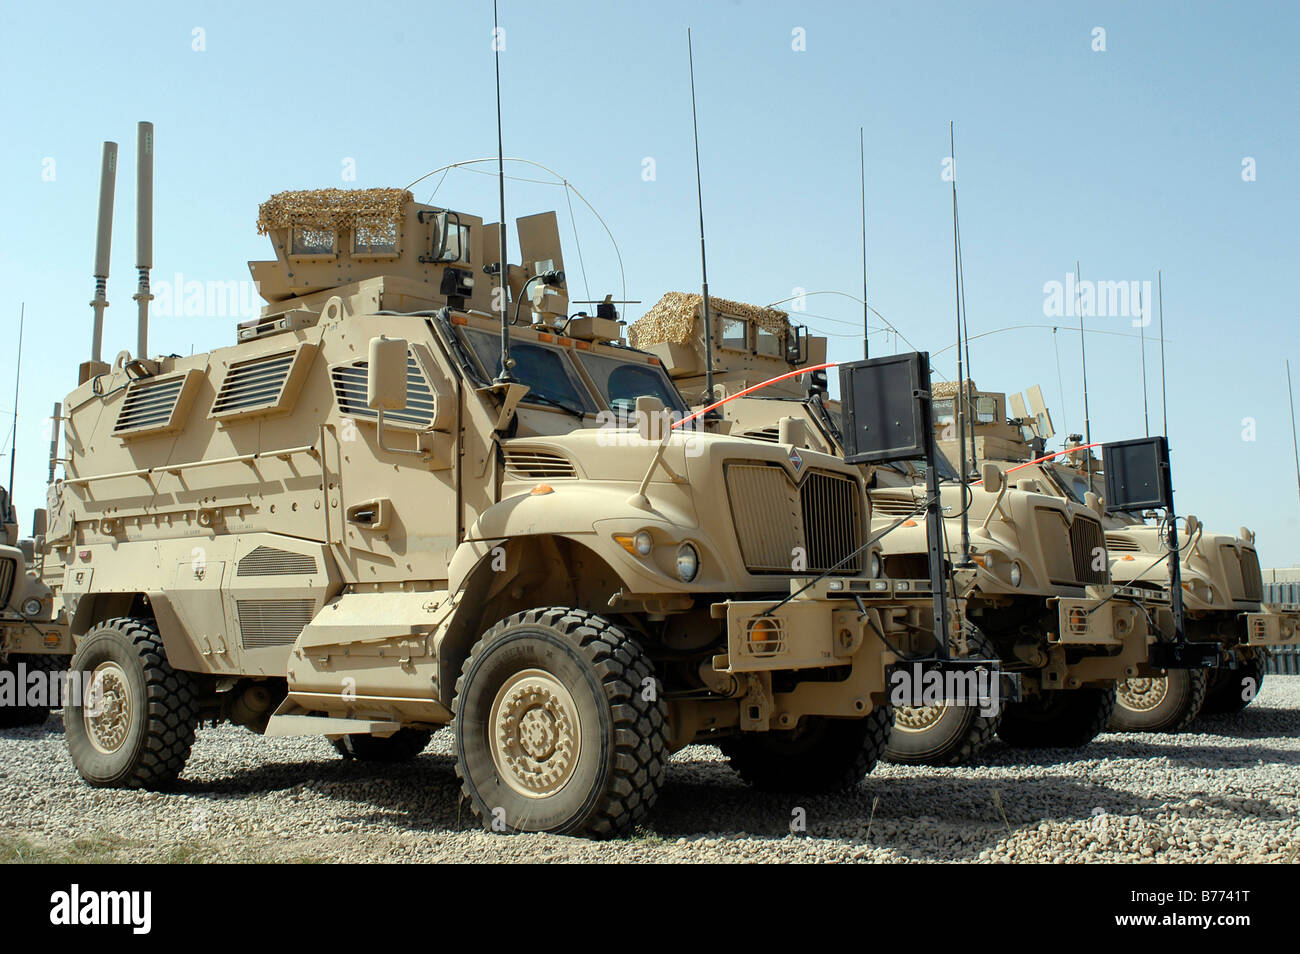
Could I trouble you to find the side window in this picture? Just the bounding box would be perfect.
[755,325,784,357]
[721,317,749,352]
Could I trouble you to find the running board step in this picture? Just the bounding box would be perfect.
[264,713,402,738]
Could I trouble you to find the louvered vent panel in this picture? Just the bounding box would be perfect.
[725,464,802,572]
[113,376,187,435]
[212,351,295,416]
[502,450,577,479]
[0,557,14,607]
[741,426,781,443]
[871,493,921,517]
[236,546,317,577]
[1104,533,1141,552]
[236,599,315,648]
[331,354,435,428]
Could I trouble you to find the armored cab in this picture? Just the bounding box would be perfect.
[632,294,1153,762]
[48,187,940,834]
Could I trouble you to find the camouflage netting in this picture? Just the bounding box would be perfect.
[256,188,412,235]
[931,379,978,399]
[628,292,790,348]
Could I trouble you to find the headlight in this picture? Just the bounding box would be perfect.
[633,531,653,556]
[676,543,700,582]
[21,598,43,617]
[870,552,882,578]
[1009,562,1022,587]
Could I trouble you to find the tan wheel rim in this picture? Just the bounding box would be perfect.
[490,669,582,799]
[86,661,132,755]
[1118,675,1169,713]
[894,704,949,733]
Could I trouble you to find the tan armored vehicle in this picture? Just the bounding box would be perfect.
[47,175,954,835]
[0,486,72,727]
[1043,441,1299,729]
[631,294,1154,764]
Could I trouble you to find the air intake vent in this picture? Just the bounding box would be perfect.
[331,353,435,428]
[1104,533,1141,552]
[237,546,317,577]
[1070,517,1109,585]
[211,346,311,420]
[1239,548,1263,602]
[740,426,780,443]
[725,463,863,574]
[502,449,577,479]
[871,493,921,517]
[800,471,863,573]
[236,599,315,649]
[0,557,14,607]
[112,371,197,437]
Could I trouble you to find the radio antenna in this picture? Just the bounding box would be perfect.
[491,0,514,384]
[133,121,154,360]
[1075,260,1091,449]
[949,122,972,568]
[6,306,21,501]
[1139,282,1149,436]
[90,140,118,365]
[1288,359,1300,510]
[687,28,717,411]
[859,126,869,359]
[1158,269,1168,436]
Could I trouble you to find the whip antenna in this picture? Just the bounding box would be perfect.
[860,126,869,359]
[1288,359,1300,510]
[1158,269,1168,437]
[949,122,972,567]
[687,29,717,412]
[491,0,513,383]
[1139,282,1149,436]
[7,304,22,497]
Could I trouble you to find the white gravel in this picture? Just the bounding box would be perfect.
[2,678,1297,863]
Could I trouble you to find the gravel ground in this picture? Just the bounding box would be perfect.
[2,677,1297,864]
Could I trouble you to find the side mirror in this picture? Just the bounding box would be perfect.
[31,508,47,538]
[368,336,408,411]
[635,395,667,441]
[979,461,1003,494]
[1185,514,1201,537]
[1085,491,1104,515]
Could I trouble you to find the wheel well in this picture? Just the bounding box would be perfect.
[436,535,626,704]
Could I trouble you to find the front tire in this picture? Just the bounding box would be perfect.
[63,617,199,789]
[452,607,668,838]
[884,625,1002,766]
[719,707,893,793]
[997,684,1116,748]
[0,654,61,728]
[1201,652,1265,714]
[1110,668,1207,733]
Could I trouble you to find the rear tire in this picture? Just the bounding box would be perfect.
[1201,652,1265,714]
[719,707,893,792]
[997,684,1116,748]
[453,607,668,838]
[0,654,61,728]
[884,625,1002,766]
[332,728,433,762]
[63,617,199,789]
[1110,668,1207,733]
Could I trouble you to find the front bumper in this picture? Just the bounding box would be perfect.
[0,613,71,656]
[1245,604,1300,647]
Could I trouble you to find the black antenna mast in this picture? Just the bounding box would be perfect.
[949,122,972,567]
[492,0,514,383]
[860,126,869,359]
[1139,282,1149,436]
[1076,260,1091,448]
[687,29,717,412]
[1158,269,1168,436]
[5,306,21,501]
[1288,359,1300,510]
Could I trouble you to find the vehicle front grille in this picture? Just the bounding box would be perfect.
[0,557,14,607]
[725,463,862,574]
[1070,517,1109,584]
[1239,548,1263,601]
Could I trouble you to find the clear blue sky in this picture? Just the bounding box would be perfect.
[2,1,1298,563]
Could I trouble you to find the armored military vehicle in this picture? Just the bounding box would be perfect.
[47,160,961,834]
[630,294,1152,764]
[1041,440,1298,729]
[0,485,70,727]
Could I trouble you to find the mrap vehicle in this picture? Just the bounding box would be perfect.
[630,293,1157,764]
[47,167,945,835]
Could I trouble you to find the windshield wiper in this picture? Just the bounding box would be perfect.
[522,391,586,419]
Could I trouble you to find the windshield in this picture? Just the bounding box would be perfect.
[1047,463,1101,504]
[460,327,597,414]
[575,351,688,415]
